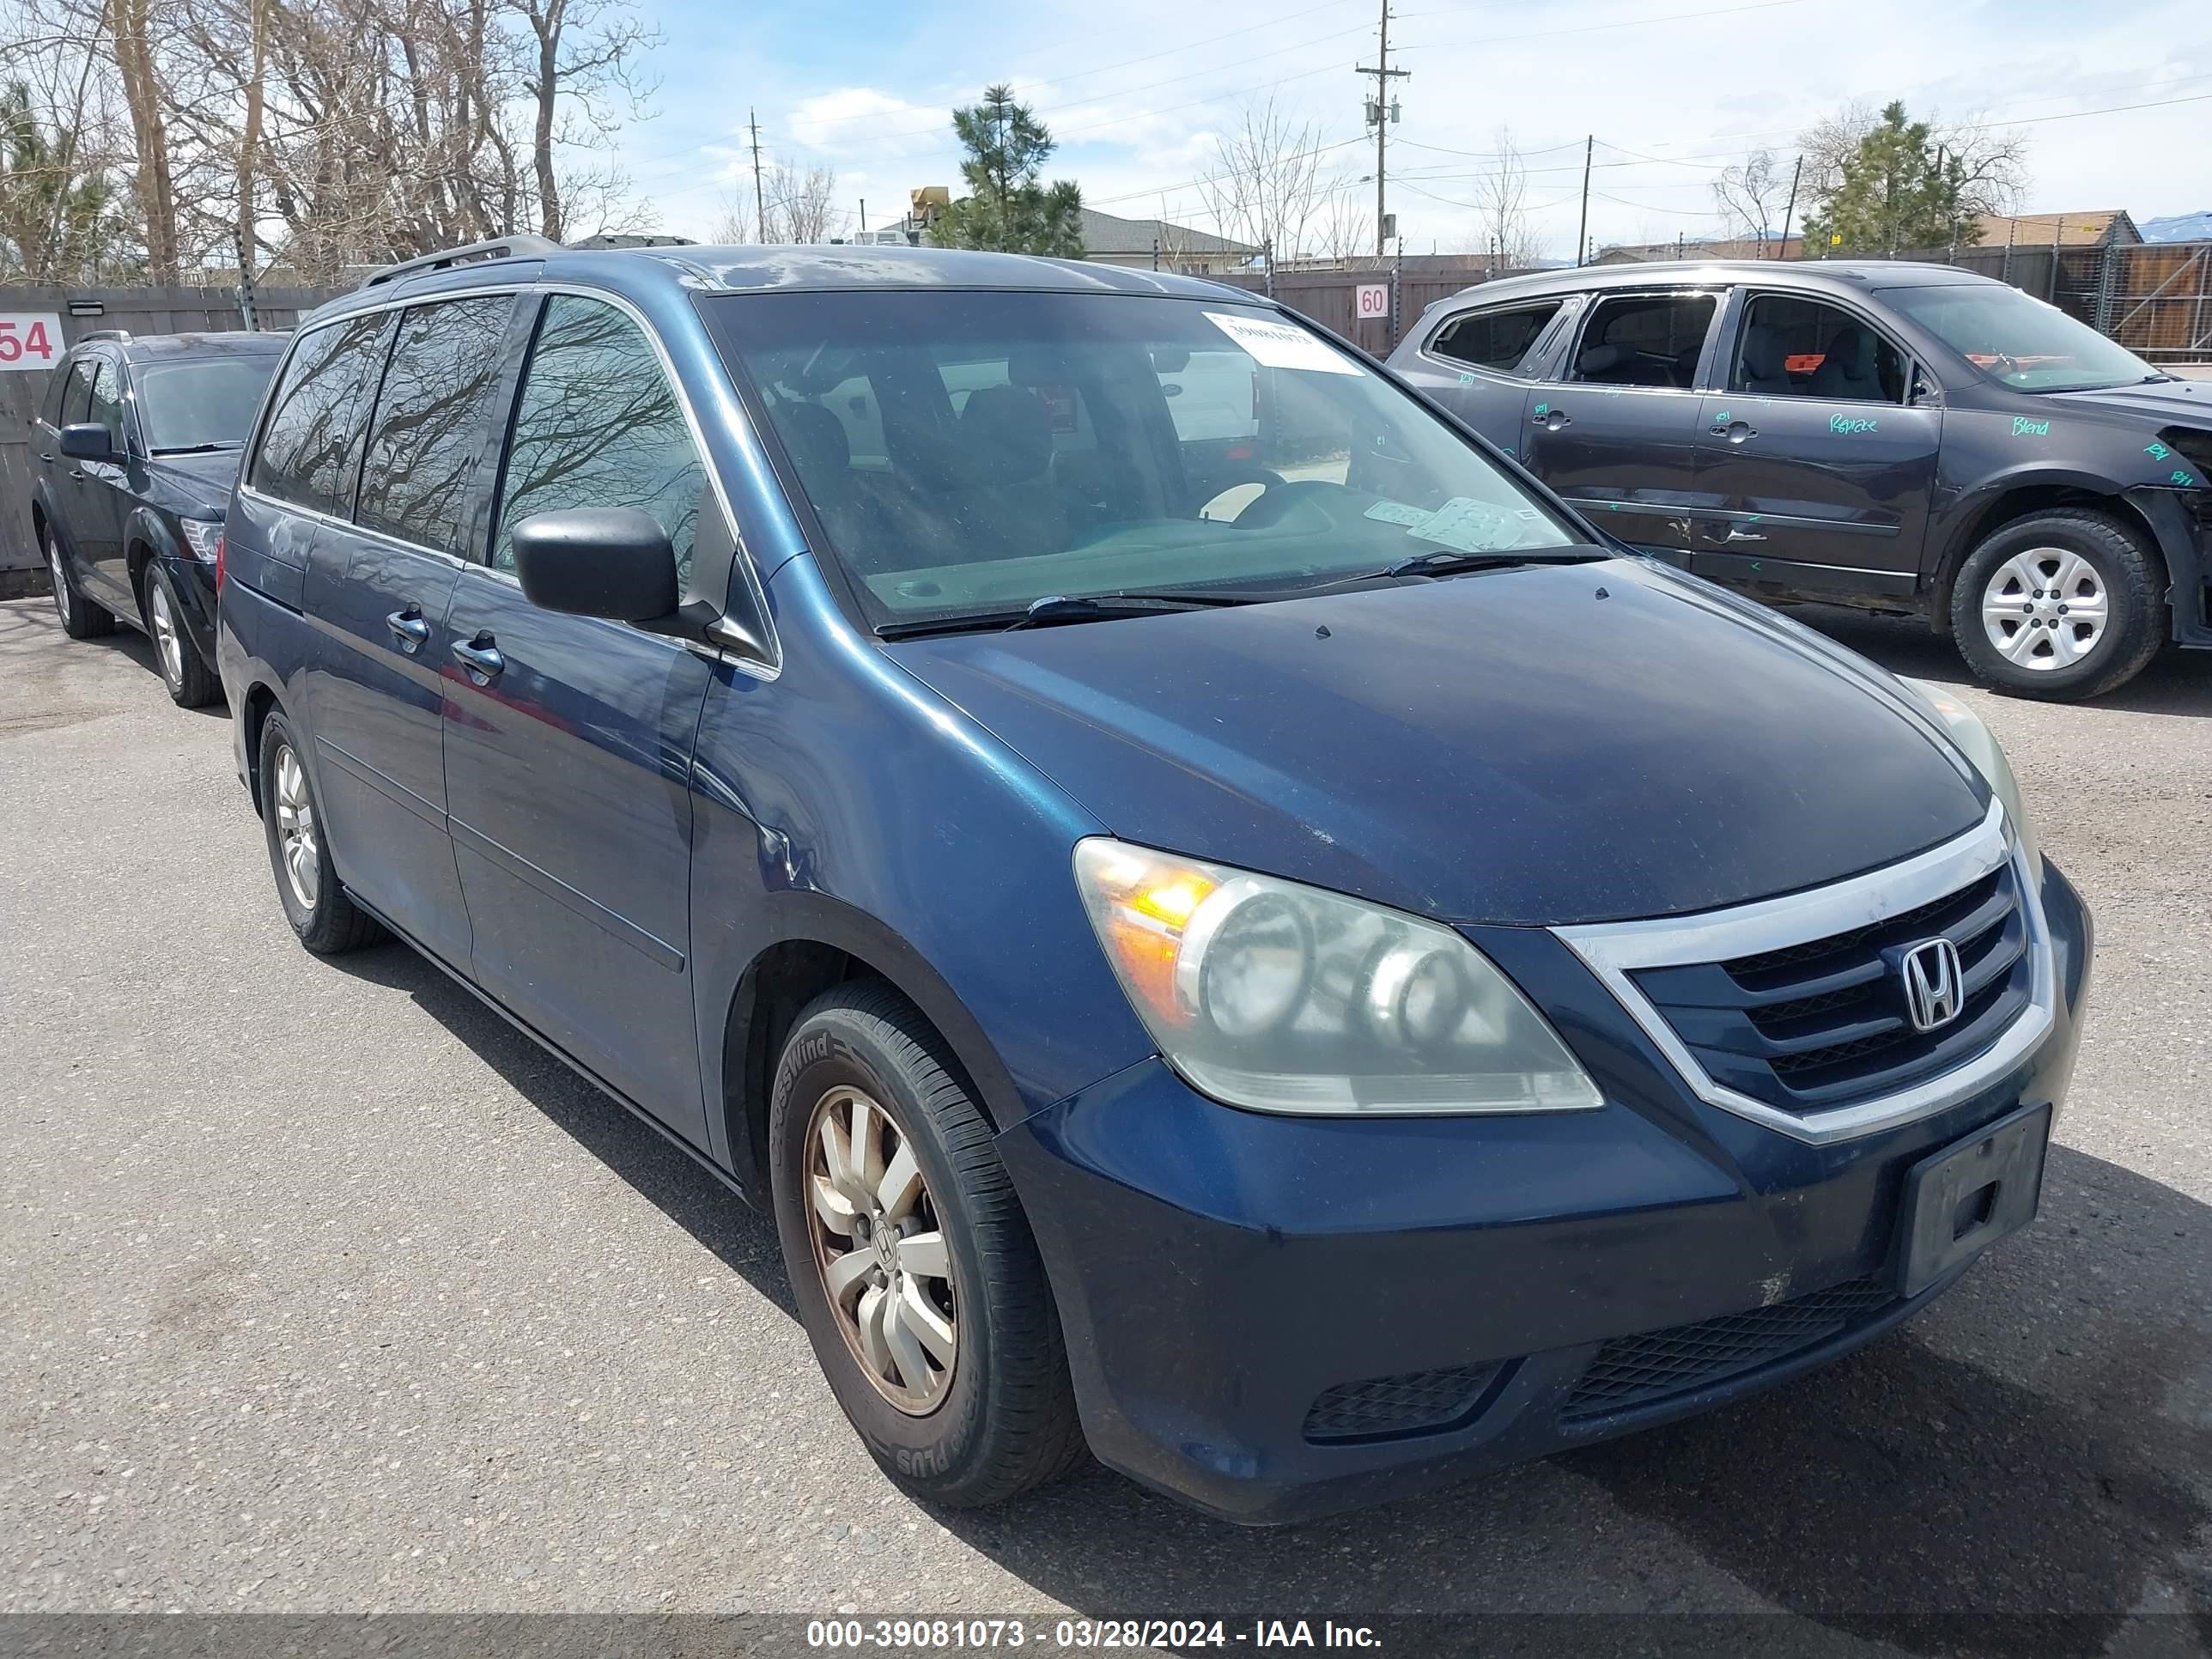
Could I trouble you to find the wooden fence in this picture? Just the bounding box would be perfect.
[0,283,342,584]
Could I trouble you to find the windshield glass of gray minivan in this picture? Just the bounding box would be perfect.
[705,290,1580,624]
[1882,283,2156,392]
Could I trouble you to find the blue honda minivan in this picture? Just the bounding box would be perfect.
[217,239,2093,1523]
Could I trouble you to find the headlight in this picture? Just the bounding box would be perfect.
[179,518,222,562]
[1072,839,1603,1116]
[1898,677,2042,874]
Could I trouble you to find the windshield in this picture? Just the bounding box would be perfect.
[1881,283,2158,393]
[134,356,281,450]
[702,289,1585,629]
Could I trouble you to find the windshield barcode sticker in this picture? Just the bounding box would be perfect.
[1202,312,1364,375]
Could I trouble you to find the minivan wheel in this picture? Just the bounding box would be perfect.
[146,564,217,708]
[256,712,386,954]
[1951,510,2163,701]
[46,527,114,641]
[769,983,1086,1507]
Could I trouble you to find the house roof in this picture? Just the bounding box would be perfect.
[1079,207,1259,258]
[1595,235,1803,264]
[1973,211,2140,248]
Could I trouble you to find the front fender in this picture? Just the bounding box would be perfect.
[1925,461,2129,585]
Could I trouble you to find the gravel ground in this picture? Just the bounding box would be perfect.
[3,592,2209,1655]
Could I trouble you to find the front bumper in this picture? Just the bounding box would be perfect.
[998,860,2093,1524]
[2130,484,2212,648]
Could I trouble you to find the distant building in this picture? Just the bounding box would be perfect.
[1078,208,1259,275]
[1973,210,2141,249]
[1594,234,1804,264]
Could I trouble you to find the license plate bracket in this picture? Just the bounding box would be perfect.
[1894,1102,2051,1298]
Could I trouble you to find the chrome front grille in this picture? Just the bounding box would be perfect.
[1628,861,2033,1113]
[1556,803,2055,1144]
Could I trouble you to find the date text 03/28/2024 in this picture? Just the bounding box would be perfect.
[805,1618,1382,1649]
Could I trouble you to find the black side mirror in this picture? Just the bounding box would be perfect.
[59,422,119,463]
[509,507,679,623]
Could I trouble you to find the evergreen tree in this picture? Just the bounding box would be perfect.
[1802,101,1983,257]
[935,86,1084,257]
[0,82,126,282]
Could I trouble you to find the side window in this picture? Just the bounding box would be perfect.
[491,294,708,587]
[356,295,516,556]
[58,359,94,426]
[87,357,125,447]
[41,358,82,427]
[1429,301,1562,374]
[1570,293,1717,389]
[249,312,397,518]
[1732,294,1907,404]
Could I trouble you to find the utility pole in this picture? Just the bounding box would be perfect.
[1574,135,1592,267]
[860,198,867,234]
[749,108,766,243]
[1776,155,1802,258]
[1356,0,1407,259]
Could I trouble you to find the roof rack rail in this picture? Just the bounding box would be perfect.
[359,234,562,291]
[75,328,132,343]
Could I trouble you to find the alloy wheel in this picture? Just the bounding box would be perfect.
[272,743,320,908]
[149,577,183,687]
[1980,547,2108,672]
[46,536,70,626]
[805,1085,958,1414]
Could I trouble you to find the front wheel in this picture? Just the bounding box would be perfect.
[1951,510,2164,701]
[146,563,218,708]
[769,983,1085,1508]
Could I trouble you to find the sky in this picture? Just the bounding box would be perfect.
[605,0,2212,256]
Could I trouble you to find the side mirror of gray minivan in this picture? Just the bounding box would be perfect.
[59,422,119,463]
[510,507,680,623]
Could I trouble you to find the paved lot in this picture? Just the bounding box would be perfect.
[3,592,2209,1652]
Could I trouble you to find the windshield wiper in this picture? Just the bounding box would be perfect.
[1382,547,1607,579]
[151,441,240,455]
[877,590,1254,640]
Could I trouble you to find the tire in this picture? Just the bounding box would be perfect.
[1950,509,2165,701]
[46,525,115,641]
[145,562,219,708]
[256,710,386,954]
[769,982,1086,1508]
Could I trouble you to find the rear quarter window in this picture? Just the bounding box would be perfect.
[248,312,398,520]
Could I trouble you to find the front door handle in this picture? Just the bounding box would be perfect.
[1711,419,1758,443]
[386,606,429,653]
[1722,526,1767,544]
[1540,408,1571,431]
[451,632,505,683]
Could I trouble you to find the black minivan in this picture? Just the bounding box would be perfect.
[219,240,2092,1522]
[33,330,287,705]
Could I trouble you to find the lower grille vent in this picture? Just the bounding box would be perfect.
[1303,1362,1503,1443]
[1560,1278,1897,1423]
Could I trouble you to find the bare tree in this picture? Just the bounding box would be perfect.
[509,0,654,243]
[1311,181,1371,268]
[1197,96,1329,264]
[1933,110,2027,222]
[0,0,659,283]
[1469,125,1543,270]
[1796,100,1876,202]
[1711,146,1790,251]
[763,156,840,243]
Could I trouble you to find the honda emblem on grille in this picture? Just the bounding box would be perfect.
[1900,938,1964,1033]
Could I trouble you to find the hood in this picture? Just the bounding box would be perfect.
[2045,378,2212,428]
[884,560,1986,926]
[144,448,244,513]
